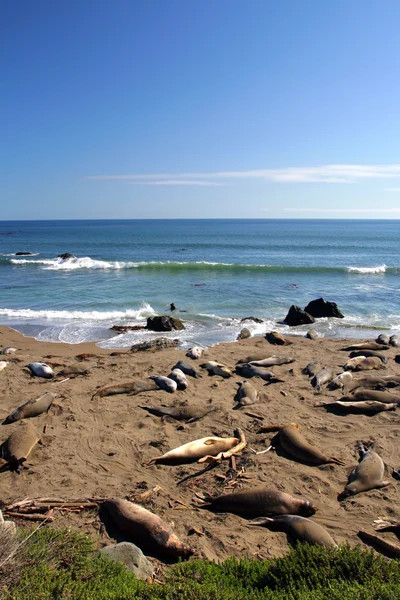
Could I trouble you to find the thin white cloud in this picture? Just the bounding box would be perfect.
[87,163,400,184]
[284,207,400,213]
[127,180,223,186]
[384,187,400,191]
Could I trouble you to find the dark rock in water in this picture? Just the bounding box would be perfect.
[100,542,153,579]
[15,251,33,256]
[58,253,76,260]
[304,298,344,319]
[146,315,185,332]
[240,316,263,324]
[306,329,318,340]
[283,305,315,327]
[237,328,251,340]
[395,355,400,364]
[130,338,180,353]
[110,325,146,333]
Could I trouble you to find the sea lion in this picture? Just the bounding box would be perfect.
[248,515,337,548]
[92,379,159,399]
[389,335,399,347]
[200,361,232,378]
[201,487,316,518]
[340,389,400,405]
[149,376,177,393]
[25,362,54,379]
[265,331,292,345]
[186,346,204,359]
[2,392,57,424]
[0,347,17,355]
[357,531,400,558]
[235,363,277,382]
[344,357,384,371]
[168,368,189,390]
[311,367,333,392]
[234,381,258,408]
[315,399,397,415]
[249,356,295,367]
[172,360,201,378]
[57,364,90,377]
[376,334,390,345]
[140,404,216,422]
[100,498,193,560]
[349,350,387,363]
[258,423,344,466]
[1,422,41,472]
[341,342,390,351]
[339,443,389,499]
[328,372,353,391]
[301,361,322,377]
[0,361,7,372]
[148,434,240,466]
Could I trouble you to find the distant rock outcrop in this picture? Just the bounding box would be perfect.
[146,316,185,332]
[58,253,76,260]
[130,338,180,352]
[283,305,315,327]
[304,298,344,319]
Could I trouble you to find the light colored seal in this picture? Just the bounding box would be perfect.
[0,347,17,355]
[25,362,54,379]
[186,346,204,359]
[201,487,316,518]
[200,361,232,378]
[341,342,390,351]
[328,371,353,391]
[173,360,201,378]
[311,367,333,392]
[234,381,258,407]
[100,498,193,560]
[258,423,344,466]
[0,361,7,372]
[339,443,389,499]
[168,368,189,390]
[3,392,57,424]
[149,376,177,393]
[1,422,41,472]
[248,515,337,548]
[345,356,385,371]
[140,404,216,422]
[389,335,399,347]
[249,356,295,367]
[148,434,240,465]
[376,334,390,345]
[315,399,397,415]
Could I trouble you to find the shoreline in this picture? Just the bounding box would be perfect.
[0,325,399,563]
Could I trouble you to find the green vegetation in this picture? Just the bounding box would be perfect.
[1,528,399,600]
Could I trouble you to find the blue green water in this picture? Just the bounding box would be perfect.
[0,219,399,347]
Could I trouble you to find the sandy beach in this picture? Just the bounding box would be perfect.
[0,325,399,564]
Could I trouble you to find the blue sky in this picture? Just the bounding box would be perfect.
[2,0,400,219]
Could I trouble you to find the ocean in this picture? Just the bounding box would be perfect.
[0,219,399,348]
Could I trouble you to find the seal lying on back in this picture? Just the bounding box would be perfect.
[258,423,344,466]
[92,379,159,399]
[315,399,397,415]
[100,498,193,560]
[25,362,54,379]
[1,422,41,472]
[3,392,56,424]
[140,404,216,422]
[341,342,390,351]
[248,515,337,548]
[173,360,201,378]
[339,443,389,499]
[234,381,258,407]
[311,367,333,392]
[148,434,240,465]
[202,487,316,518]
[249,356,295,367]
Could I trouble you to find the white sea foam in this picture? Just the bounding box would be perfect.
[347,264,387,274]
[0,302,155,321]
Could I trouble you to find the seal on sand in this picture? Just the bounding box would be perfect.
[200,361,232,378]
[149,376,177,393]
[265,331,293,345]
[25,362,54,379]
[340,389,400,405]
[1,422,41,472]
[344,356,385,371]
[257,423,344,466]
[315,399,397,415]
[311,367,333,392]
[148,434,240,466]
[140,404,216,422]
[100,498,193,560]
[234,381,258,407]
[2,392,57,424]
[328,371,353,391]
[200,487,316,518]
[341,342,390,351]
[338,442,389,499]
[301,361,322,377]
[92,379,159,399]
[172,360,201,378]
[235,363,279,382]
[248,515,337,548]
[186,346,204,360]
[168,368,189,390]
[249,356,295,367]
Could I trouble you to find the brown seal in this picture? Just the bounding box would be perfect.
[92,379,159,399]
[258,423,344,466]
[315,399,397,415]
[344,356,385,371]
[2,392,56,424]
[249,356,295,367]
[1,422,41,472]
[339,443,389,499]
[349,350,387,363]
[234,381,258,407]
[301,361,322,377]
[248,515,337,548]
[341,342,390,351]
[57,364,90,377]
[265,331,293,345]
[140,404,216,422]
[340,389,400,405]
[100,498,193,560]
[358,531,400,558]
[201,487,316,518]
[311,367,333,392]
